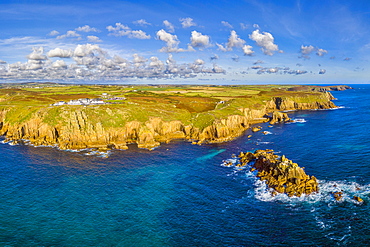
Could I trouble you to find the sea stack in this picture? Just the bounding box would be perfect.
[238,149,319,197]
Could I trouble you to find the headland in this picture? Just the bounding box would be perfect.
[0,83,351,150]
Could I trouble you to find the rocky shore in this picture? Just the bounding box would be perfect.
[237,150,319,197]
[0,85,348,150]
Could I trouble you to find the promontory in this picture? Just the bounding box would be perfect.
[0,83,350,150]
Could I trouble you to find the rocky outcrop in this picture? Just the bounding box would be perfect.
[238,150,319,197]
[265,93,336,111]
[269,111,290,124]
[0,91,339,150]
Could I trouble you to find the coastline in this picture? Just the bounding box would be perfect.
[0,84,351,151]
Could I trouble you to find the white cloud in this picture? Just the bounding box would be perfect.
[48,30,59,36]
[0,60,6,64]
[316,48,328,56]
[242,45,254,56]
[190,31,210,48]
[47,48,73,58]
[180,17,196,28]
[300,45,315,55]
[52,60,67,68]
[217,30,246,52]
[27,47,47,60]
[249,29,279,55]
[156,29,186,53]
[87,36,102,43]
[149,56,164,68]
[299,45,328,58]
[221,21,233,29]
[75,25,100,32]
[107,23,130,32]
[56,30,81,40]
[163,20,175,33]
[106,23,150,39]
[73,44,104,57]
[127,30,151,39]
[133,19,151,27]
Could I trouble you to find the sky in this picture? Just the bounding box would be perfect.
[0,0,369,84]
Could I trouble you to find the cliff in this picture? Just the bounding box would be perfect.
[0,84,347,150]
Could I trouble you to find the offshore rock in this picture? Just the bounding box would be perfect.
[238,149,319,197]
[269,111,290,124]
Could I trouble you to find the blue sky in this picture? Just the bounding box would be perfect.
[0,0,369,84]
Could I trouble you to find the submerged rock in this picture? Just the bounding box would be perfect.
[238,149,319,197]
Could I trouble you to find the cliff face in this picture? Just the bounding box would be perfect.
[0,91,339,150]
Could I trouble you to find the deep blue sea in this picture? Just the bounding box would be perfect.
[1,85,369,246]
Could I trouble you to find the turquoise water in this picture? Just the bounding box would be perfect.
[0,85,369,246]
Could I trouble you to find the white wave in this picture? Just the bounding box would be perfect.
[262,131,272,135]
[292,118,306,123]
[252,177,369,205]
[256,141,273,145]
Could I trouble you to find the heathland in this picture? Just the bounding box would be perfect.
[0,83,350,150]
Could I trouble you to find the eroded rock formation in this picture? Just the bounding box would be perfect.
[238,149,319,197]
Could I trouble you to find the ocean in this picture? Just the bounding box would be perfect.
[0,85,369,246]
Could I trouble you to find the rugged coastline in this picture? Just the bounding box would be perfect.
[0,84,349,150]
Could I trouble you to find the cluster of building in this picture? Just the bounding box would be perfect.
[52,98,105,106]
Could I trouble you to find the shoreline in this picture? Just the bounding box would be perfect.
[0,84,351,151]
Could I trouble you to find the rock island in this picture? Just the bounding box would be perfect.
[0,83,351,150]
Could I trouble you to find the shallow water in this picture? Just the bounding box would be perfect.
[0,85,369,246]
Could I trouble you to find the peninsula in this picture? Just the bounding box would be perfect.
[0,83,351,150]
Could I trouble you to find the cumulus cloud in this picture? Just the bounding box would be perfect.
[180,17,196,28]
[217,30,247,52]
[75,25,100,32]
[316,48,328,56]
[0,60,7,64]
[1,44,225,81]
[75,44,105,56]
[48,30,59,36]
[47,48,73,58]
[106,23,151,39]
[299,45,328,58]
[87,36,102,42]
[221,21,233,28]
[242,45,254,56]
[133,19,151,27]
[52,60,67,68]
[163,20,175,33]
[249,29,280,55]
[56,30,81,40]
[189,31,210,48]
[27,47,47,60]
[300,45,315,55]
[156,29,186,52]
